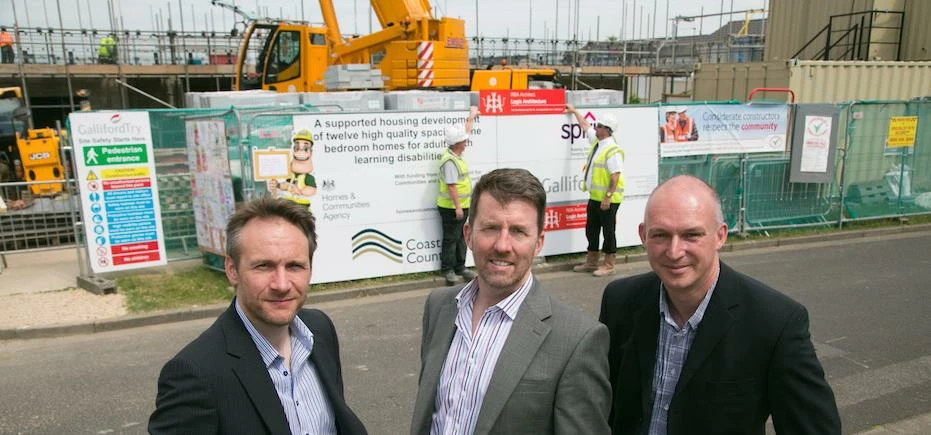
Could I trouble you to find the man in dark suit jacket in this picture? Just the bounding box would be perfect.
[149,197,366,434]
[600,175,840,434]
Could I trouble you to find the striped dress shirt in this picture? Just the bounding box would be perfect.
[431,275,535,435]
[236,302,336,435]
[648,279,717,435]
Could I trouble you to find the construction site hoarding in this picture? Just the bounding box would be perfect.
[693,60,931,103]
[286,107,659,284]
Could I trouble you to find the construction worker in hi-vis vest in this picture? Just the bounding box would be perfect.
[565,104,625,277]
[437,106,480,286]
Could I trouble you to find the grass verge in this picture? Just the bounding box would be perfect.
[119,268,233,314]
[117,215,930,314]
[117,266,443,314]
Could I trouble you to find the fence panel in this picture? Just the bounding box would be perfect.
[742,156,836,229]
[841,101,930,220]
[145,109,230,260]
[0,180,79,252]
[658,154,741,230]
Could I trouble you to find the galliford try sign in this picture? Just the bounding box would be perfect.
[282,107,659,284]
[69,111,167,273]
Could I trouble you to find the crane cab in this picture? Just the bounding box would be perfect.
[235,21,330,93]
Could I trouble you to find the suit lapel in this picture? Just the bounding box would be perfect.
[474,281,552,433]
[632,283,661,415]
[673,263,739,395]
[222,302,292,435]
[413,295,459,432]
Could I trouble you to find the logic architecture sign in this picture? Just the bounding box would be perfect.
[69,111,167,273]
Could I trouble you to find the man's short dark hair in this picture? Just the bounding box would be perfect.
[469,168,547,233]
[225,196,318,266]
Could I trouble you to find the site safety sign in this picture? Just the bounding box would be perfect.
[69,111,167,273]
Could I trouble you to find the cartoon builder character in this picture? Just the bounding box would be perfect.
[267,129,317,209]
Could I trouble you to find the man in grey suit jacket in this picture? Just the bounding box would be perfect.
[411,168,611,435]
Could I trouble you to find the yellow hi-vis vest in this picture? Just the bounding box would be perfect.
[587,142,625,203]
[99,36,115,56]
[436,149,471,209]
[275,172,314,207]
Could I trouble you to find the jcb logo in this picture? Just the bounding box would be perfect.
[29,152,51,160]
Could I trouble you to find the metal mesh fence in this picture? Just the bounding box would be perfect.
[145,109,229,260]
[840,101,929,221]
[0,179,80,251]
[658,155,741,230]
[658,100,931,232]
[3,100,929,263]
[742,156,837,228]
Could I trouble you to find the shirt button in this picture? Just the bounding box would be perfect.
[283,370,289,376]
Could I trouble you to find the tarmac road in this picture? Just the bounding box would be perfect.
[0,231,929,434]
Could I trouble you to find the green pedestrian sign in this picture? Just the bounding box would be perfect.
[82,144,148,166]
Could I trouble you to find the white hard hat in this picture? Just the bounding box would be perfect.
[596,113,619,133]
[444,125,469,146]
[676,105,688,113]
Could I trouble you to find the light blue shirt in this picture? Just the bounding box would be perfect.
[648,277,718,435]
[236,301,336,435]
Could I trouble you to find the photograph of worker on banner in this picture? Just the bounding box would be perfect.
[658,106,699,143]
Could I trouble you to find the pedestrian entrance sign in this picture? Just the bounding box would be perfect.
[68,111,167,273]
[82,144,148,166]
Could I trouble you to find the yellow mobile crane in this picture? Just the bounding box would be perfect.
[214,0,559,92]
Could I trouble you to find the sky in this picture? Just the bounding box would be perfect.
[4,0,766,41]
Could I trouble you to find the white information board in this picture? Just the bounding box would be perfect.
[69,111,167,273]
[286,107,659,283]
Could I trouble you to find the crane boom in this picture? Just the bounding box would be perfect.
[210,0,253,22]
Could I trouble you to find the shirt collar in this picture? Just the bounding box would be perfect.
[658,272,719,331]
[454,274,534,321]
[235,299,315,368]
[598,135,617,147]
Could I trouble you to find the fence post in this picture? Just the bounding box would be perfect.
[737,154,748,235]
[837,102,856,229]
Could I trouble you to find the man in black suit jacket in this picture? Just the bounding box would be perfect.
[600,175,840,434]
[149,197,366,434]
